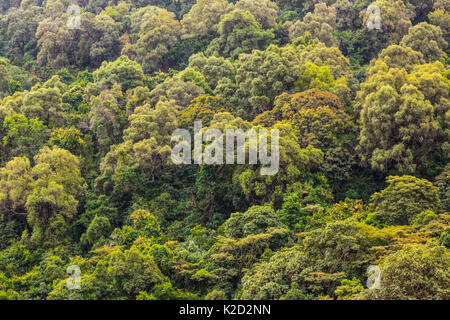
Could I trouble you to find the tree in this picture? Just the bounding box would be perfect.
[360,0,412,44]
[214,43,304,118]
[0,60,12,99]
[206,9,274,59]
[125,86,151,115]
[21,83,66,129]
[128,0,197,19]
[36,15,75,70]
[298,42,357,106]
[0,0,448,302]
[0,4,43,62]
[89,84,126,156]
[76,12,122,68]
[188,53,235,90]
[368,243,450,299]
[207,228,292,296]
[49,127,85,156]
[357,60,449,173]
[400,22,447,62]
[334,278,366,300]
[180,0,231,40]
[2,113,48,161]
[375,45,425,72]
[26,146,86,243]
[221,205,286,239]
[96,100,178,197]
[290,104,358,188]
[302,221,371,280]
[300,43,353,81]
[129,209,162,241]
[403,0,435,23]
[123,100,178,145]
[48,246,166,299]
[240,246,310,299]
[148,76,205,109]
[91,55,144,93]
[180,95,225,128]
[84,215,112,246]
[270,89,343,121]
[233,121,324,208]
[122,6,181,73]
[435,164,450,212]
[0,157,32,221]
[241,221,370,299]
[295,62,336,92]
[287,3,339,47]
[178,67,213,94]
[235,0,279,29]
[370,175,441,225]
[428,7,450,44]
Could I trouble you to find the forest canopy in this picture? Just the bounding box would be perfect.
[0,0,448,300]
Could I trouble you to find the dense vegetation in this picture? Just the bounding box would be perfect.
[0,0,448,300]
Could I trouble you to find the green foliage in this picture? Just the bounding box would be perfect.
[49,127,85,155]
[334,278,366,300]
[2,113,48,161]
[0,0,447,302]
[89,84,127,156]
[48,246,166,300]
[138,281,200,300]
[411,210,440,227]
[400,22,447,62]
[91,55,144,92]
[215,43,305,118]
[130,209,162,241]
[206,9,274,58]
[85,215,111,246]
[435,165,450,212]
[122,6,181,73]
[188,53,235,90]
[287,3,338,47]
[26,146,86,244]
[178,67,213,94]
[241,220,372,299]
[370,175,441,225]
[221,205,286,238]
[357,60,449,174]
[181,0,231,40]
[277,193,308,232]
[295,62,335,92]
[368,243,450,299]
